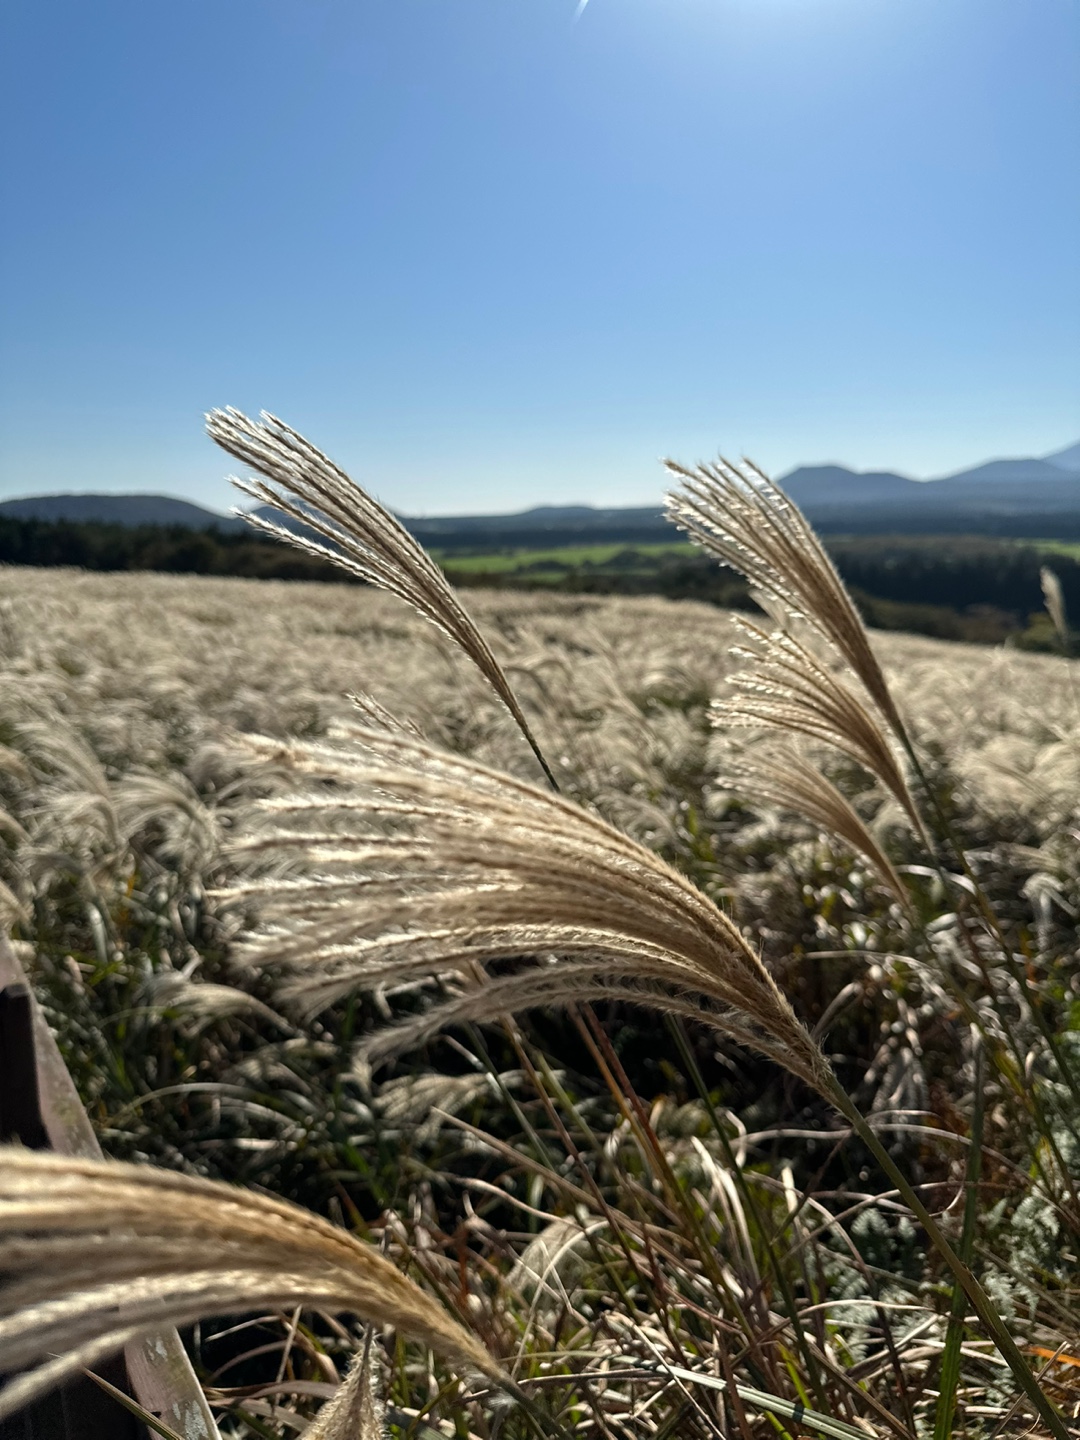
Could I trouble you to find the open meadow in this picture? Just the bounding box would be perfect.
[2,532,1079,1438]
[5,1,1078,1432]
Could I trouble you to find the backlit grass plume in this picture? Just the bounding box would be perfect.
[716,618,927,841]
[206,408,555,786]
[226,723,834,1095]
[227,724,1066,1434]
[664,456,908,746]
[720,743,909,905]
[1041,565,1069,649]
[0,1148,500,1423]
[303,1342,383,1440]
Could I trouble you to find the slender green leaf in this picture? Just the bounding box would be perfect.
[934,1031,986,1440]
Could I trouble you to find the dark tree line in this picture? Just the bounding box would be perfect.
[826,535,1077,615]
[1,516,1075,648]
[0,518,345,583]
[451,538,1077,646]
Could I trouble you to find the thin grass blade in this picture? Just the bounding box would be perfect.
[932,1030,986,1440]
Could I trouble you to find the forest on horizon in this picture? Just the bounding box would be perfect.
[1,513,1074,650]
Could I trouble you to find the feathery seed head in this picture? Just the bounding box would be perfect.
[715,618,926,841]
[719,744,910,905]
[1040,565,1068,647]
[0,1148,500,1422]
[225,725,833,1095]
[303,1342,384,1440]
[206,408,555,785]
[663,456,907,745]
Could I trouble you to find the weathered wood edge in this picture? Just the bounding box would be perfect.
[0,936,222,1440]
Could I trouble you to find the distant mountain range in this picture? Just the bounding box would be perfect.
[779,452,1080,524]
[3,440,1079,540]
[0,492,248,530]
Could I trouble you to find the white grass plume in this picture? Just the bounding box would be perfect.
[715,618,926,841]
[225,725,833,1095]
[0,1148,500,1422]
[206,408,555,786]
[720,745,909,905]
[303,1339,383,1440]
[664,457,907,745]
[1041,565,1068,648]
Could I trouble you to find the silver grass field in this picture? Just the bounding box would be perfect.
[0,415,1079,1438]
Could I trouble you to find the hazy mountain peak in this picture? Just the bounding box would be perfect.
[0,493,243,529]
[3,437,1079,538]
[1044,440,1080,472]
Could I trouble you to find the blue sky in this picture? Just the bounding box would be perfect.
[1,0,1077,514]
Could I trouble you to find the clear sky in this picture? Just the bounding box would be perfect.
[1,0,1078,515]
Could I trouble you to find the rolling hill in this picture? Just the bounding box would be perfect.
[0,493,244,529]
[3,439,1079,540]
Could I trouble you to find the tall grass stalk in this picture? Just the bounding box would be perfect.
[3,418,1073,1434]
[216,418,1067,1434]
[932,1031,985,1440]
[823,1078,1065,1435]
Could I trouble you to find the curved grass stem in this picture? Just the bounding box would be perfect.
[823,1073,1066,1440]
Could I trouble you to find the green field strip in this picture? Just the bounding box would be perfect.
[435,541,696,573]
[1031,539,1080,560]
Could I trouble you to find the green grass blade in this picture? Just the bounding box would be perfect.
[655,1363,880,1440]
[827,1075,1067,1440]
[933,1031,986,1440]
[82,1370,191,1440]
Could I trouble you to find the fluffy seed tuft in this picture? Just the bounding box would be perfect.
[206,408,554,785]
[664,456,907,746]
[0,1148,500,1422]
[225,725,833,1095]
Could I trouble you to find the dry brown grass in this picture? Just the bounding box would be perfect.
[0,567,1069,815]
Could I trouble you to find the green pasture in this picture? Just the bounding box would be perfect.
[1032,538,1080,560]
[435,540,695,573]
